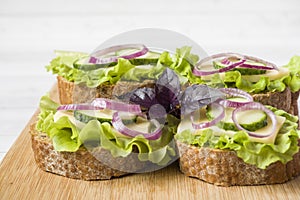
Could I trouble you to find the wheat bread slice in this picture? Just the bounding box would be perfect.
[57,76,155,105]
[251,88,292,112]
[30,124,147,180]
[57,76,114,104]
[176,141,300,186]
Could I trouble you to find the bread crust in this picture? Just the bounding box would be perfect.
[176,141,300,186]
[57,76,114,104]
[30,124,147,180]
[252,88,292,112]
[56,76,155,105]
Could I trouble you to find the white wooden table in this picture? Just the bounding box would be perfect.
[0,0,299,162]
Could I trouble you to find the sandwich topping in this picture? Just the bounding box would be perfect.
[42,41,300,173]
[192,53,300,94]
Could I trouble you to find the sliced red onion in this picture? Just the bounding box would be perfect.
[196,52,245,66]
[57,98,142,114]
[193,58,246,76]
[232,102,277,138]
[92,98,142,114]
[243,55,278,70]
[218,88,253,108]
[193,52,278,76]
[221,58,275,70]
[89,44,148,64]
[191,103,225,129]
[112,112,163,140]
[57,104,97,111]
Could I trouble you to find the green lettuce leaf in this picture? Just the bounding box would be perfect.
[46,47,201,88]
[49,116,82,152]
[36,95,179,165]
[158,46,203,84]
[222,70,289,93]
[207,55,300,93]
[45,51,88,82]
[73,58,136,88]
[283,55,300,92]
[36,94,59,133]
[175,107,300,169]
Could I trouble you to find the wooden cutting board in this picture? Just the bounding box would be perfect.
[1,85,300,200]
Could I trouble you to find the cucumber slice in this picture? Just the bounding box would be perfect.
[129,58,158,65]
[53,110,86,129]
[207,105,267,131]
[213,61,266,75]
[74,110,137,124]
[73,57,115,71]
[129,51,160,65]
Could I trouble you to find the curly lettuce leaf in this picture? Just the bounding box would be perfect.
[284,55,300,92]
[79,115,179,166]
[208,55,300,93]
[175,107,300,169]
[158,46,203,84]
[46,47,202,88]
[36,95,179,165]
[222,71,289,93]
[73,58,136,88]
[45,51,88,82]
[49,116,82,152]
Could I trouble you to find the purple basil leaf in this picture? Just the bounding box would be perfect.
[155,68,181,111]
[180,84,225,115]
[128,87,158,109]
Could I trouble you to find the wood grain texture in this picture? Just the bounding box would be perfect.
[0,85,300,200]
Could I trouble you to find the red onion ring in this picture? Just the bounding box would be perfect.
[193,52,278,76]
[193,58,246,76]
[218,88,253,108]
[243,55,278,71]
[89,44,148,64]
[232,102,277,138]
[92,98,142,114]
[221,58,276,70]
[57,98,142,114]
[191,103,225,129]
[196,52,245,66]
[57,104,98,111]
[112,112,163,140]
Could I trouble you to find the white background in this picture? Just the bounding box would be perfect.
[0,0,299,162]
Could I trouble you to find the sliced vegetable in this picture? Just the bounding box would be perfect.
[57,104,97,111]
[207,105,267,131]
[74,109,136,124]
[92,98,142,114]
[58,98,142,114]
[112,112,163,140]
[214,60,267,75]
[218,88,253,108]
[73,57,115,71]
[89,44,148,64]
[193,58,246,76]
[193,52,278,76]
[191,103,225,129]
[232,102,277,138]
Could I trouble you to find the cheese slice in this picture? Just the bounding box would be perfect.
[177,111,286,144]
[200,67,290,82]
[53,110,86,129]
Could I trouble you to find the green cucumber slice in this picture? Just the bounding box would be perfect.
[74,110,137,124]
[129,58,158,65]
[213,60,266,75]
[73,57,115,71]
[207,105,268,131]
[128,51,160,65]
